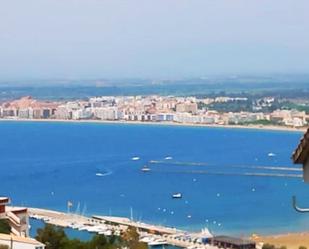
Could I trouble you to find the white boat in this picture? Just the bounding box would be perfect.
[141,165,151,172]
[172,193,182,198]
[78,226,90,231]
[86,226,101,232]
[164,156,173,160]
[139,237,154,243]
[148,239,168,246]
[96,173,104,177]
[102,230,113,236]
[132,157,140,161]
[268,152,276,157]
[71,224,83,229]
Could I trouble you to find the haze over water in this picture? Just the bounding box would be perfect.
[0,121,308,236]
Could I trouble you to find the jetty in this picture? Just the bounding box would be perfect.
[27,207,217,248]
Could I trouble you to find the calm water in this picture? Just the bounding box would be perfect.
[1,121,308,236]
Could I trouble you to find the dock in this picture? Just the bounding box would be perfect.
[27,207,217,248]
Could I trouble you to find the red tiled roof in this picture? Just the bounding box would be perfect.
[293,128,309,164]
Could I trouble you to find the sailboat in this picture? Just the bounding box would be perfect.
[141,165,151,172]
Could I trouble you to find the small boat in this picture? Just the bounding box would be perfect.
[164,156,173,160]
[139,236,154,243]
[96,173,104,177]
[148,239,168,246]
[268,152,276,157]
[141,165,151,172]
[132,157,140,161]
[172,193,182,199]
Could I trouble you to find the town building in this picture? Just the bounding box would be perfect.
[0,197,45,249]
[0,233,45,249]
[93,107,118,120]
[0,197,29,237]
[210,235,255,249]
[176,102,198,114]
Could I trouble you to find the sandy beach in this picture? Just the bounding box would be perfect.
[0,117,307,133]
[253,232,309,249]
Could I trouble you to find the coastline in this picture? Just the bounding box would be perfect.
[253,232,309,248]
[0,117,306,133]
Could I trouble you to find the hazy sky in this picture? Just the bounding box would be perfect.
[1,0,309,80]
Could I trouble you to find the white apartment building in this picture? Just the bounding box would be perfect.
[72,108,92,120]
[93,107,118,120]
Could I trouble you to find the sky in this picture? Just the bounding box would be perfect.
[0,0,309,80]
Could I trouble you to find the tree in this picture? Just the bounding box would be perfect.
[35,224,68,249]
[35,224,122,249]
[0,220,11,234]
[88,234,108,249]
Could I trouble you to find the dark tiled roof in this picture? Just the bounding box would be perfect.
[212,236,255,245]
[293,128,309,164]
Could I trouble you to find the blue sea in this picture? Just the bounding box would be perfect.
[1,121,308,237]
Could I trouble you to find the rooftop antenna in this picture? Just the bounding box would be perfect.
[292,196,309,213]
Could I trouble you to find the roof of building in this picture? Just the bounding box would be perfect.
[0,233,44,246]
[5,206,28,214]
[212,235,255,245]
[0,197,10,204]
[293,128,309,164]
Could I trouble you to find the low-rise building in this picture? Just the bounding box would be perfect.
[0,197,29,237]
[176,102,198,114]
[0,233,45,249]
[210,235,255,249]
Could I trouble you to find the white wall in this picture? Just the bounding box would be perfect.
[0,239,44,249]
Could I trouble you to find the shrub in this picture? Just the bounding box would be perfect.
[262,244,276,249]
[0,220,11,234]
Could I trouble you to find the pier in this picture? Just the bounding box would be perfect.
[27,207,217,248]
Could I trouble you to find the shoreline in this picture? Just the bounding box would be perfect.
[0,117,307,133]
[252,232,309,248]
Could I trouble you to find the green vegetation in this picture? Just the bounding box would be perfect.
[299,246,307,249]
[280,102,309,114]
[262,243,276,249]
[262,244,289,249]
[242,119,278,126]
[36,224,147,249]
[200,100,254,113]
[0,220,11,234]
[122,227,147,249]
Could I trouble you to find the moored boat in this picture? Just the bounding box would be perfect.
[172,193,182,198]
[141,165,151,172]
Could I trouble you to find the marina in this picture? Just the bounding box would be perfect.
[27,207,220,248]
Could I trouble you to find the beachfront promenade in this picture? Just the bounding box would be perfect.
[27,207,217,249]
